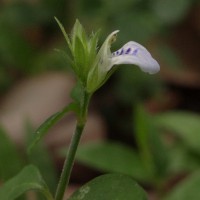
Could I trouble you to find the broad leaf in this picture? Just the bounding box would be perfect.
[76,141,149,182]
[28,102,77,152]
[163,171,200,200]
[0,127,24,181]
[69,174,147,200]
[155,112,200,154]
[0,165,53,200]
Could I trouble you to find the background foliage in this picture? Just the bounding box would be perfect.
[1,0,200,199]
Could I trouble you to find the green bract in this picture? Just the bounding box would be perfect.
[55,18,97,88]
[55,18,117,94]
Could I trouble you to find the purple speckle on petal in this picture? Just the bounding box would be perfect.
[125,48,131,54]
[132,49,138,55]
[119,49,124,55]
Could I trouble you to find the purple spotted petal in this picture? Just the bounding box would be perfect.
[111,41,160,74]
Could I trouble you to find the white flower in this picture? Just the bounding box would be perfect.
[100,31,160,75]
[87,30,160,93]
[111,41,160,74]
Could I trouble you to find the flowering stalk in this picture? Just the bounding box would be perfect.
[55,91,91,200]
[55,18,160,200]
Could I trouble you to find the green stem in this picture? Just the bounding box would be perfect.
[55,91,91,200]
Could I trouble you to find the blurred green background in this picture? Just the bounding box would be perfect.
[1,0,200,199]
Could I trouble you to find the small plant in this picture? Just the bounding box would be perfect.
[0,18,159,200]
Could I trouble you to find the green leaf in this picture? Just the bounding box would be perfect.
[28,145,57,195]
[76,141,149,182]
[69,174,147,200]
[0,127,24,181]
[134,105,169,179]
[167,144,200,174]
[134,105,154,171]
[28,102,77,152]
[0,165,53,200]
[155,112,200,154]
[26,123,57,194]
[163,171,200,200]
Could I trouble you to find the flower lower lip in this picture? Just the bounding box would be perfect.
[110,41,160,74]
